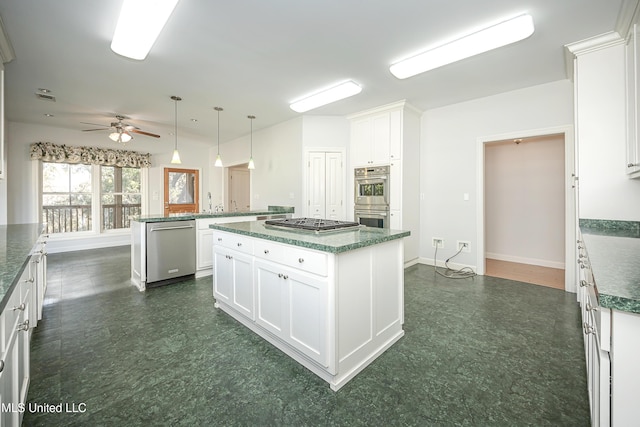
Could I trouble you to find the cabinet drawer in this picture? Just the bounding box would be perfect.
[212,231,254,255]
[282,247,328,276]
[254,240,286,263]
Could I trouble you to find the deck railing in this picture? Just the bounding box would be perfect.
[42,204,141,233]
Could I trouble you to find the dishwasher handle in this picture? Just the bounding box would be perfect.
[150,225,194,232]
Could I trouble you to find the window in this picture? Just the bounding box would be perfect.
[42,162,92,233]
[41,162,142,234]
[101,166,141,230]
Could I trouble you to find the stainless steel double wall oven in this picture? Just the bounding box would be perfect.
[354,165,390,228]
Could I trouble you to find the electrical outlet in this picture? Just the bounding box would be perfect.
[432,237,444,248]
[457,240,471,253]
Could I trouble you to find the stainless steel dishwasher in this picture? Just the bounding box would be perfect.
[146,220,196,286]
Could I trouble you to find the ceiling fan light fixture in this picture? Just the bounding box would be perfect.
[109,130,132,144]
[389,13,535,79]
[111,0,180,60]
[289,80,362,113]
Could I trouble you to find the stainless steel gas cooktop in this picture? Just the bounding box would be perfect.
[263,218,362,234]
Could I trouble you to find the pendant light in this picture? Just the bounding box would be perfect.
[247,115,255,170]
[214,107,223,167]
[170,96,182,164]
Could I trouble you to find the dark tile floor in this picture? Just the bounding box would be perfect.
[23,246,590,426]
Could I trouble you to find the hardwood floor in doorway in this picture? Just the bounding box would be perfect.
[485,258,565,290]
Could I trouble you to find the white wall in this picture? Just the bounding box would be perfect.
[420,80,574,270]
[301,116,350,150]
[210,117,305,215]
[576,43,640,221]
[485,135,565,268]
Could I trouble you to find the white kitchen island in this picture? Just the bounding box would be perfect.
[210,220,409,391]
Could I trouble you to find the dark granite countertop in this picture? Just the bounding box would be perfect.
[0,223,44,311]
[131,206,294,223]
[210,220,410,254]
[580,219,640,314]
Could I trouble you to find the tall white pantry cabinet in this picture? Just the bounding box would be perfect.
[347,100,421,264]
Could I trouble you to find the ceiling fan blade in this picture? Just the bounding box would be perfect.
[80,122,110,128]
[82,128,111,132]
[130,129,160,138]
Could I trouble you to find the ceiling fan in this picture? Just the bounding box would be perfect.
[82,115,160,144]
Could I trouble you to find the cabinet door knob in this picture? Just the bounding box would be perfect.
[264,249,269,254]
[217,238,222,242]
[17,320,30,332]
[298,258,304,263]
[237,242,242,247]
[12,303,25,311]
[628,163,638,168]
[278,273,283,278]
[283,275,288,280]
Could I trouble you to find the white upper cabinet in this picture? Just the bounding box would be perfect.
[350,112,391,166]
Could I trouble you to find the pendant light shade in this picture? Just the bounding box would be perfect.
[214,107,223,167]
[247,115,255,170]
[171,95,182,164]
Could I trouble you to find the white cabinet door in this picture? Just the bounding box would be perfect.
[254,259,328,366]
[372,113,391,165]
[626,23,640,176]
[213,246,254,320]
[213,248,233,303]
[351,118,373,166]
[255,260,287,339]
[286,270,328,367]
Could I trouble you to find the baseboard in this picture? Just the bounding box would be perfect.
[485,252,565,269]
[417,257,476,273]
[46,233,131,253]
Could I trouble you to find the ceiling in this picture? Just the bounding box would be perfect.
[0,0,627,149]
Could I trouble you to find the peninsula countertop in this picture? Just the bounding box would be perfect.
[131,206,294,223]
[0,223,44,310]
[209,220,410,254]
[580,219,640,314]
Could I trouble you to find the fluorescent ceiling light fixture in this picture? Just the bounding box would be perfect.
[389,13,535,79]
[290,81,362,113]
[111,0,180,60]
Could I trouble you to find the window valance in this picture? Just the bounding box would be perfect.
[30,141,151,168]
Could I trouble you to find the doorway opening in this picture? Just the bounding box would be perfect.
[477,126,576,292]
[227,163,250,212]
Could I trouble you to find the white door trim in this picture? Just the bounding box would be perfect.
[476,124,576,292]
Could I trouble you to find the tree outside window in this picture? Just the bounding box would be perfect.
[42,162,92,233]
[101,166,141,230]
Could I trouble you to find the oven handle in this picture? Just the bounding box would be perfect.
[355,211,388,217]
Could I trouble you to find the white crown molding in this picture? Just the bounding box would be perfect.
[616,0,640,39]
[563,31,625,81]
[0,15,15,64]
[346,99,421,120]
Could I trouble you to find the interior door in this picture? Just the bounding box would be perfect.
[308,152,326,218]
[164,168,199,215]
[307,151,343,219]
[228,166,250,212]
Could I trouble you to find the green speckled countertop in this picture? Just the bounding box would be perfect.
[1,223,44,311]
[132,205,294,223]
[580,219,640,314]
[210,220,410,254]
